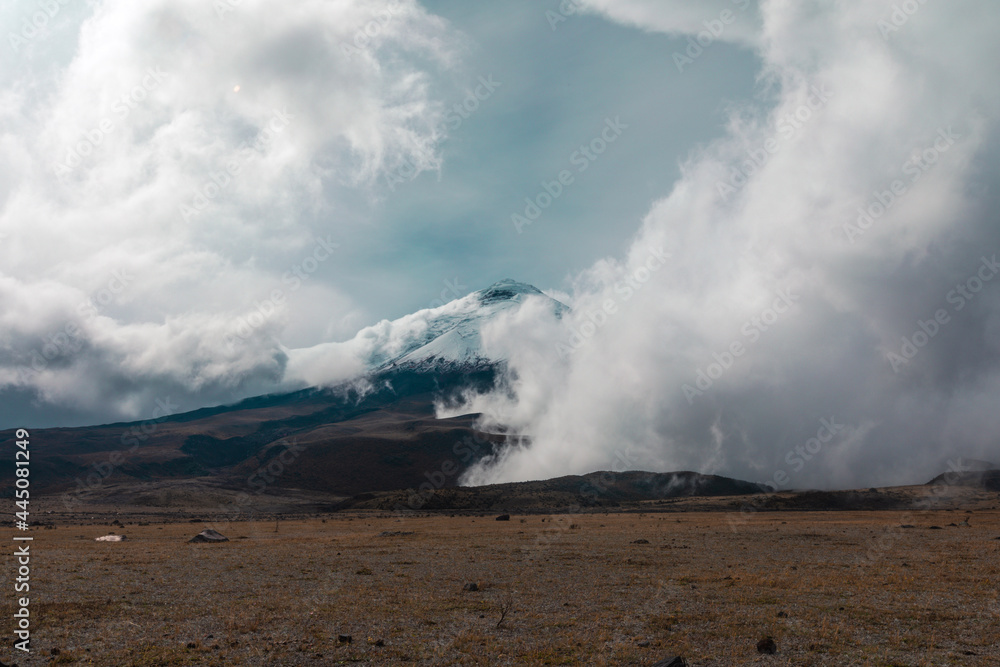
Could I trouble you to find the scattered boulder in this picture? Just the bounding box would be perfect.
[463,583,479,592]
[495,514,510,521]
[900,524,915,529]
[756,636,777,654]
[188,529,228,543]
[650,657,686,667]
[632,539,650,544]
[337,635,352,644]
[95,534,126,542]
[776,611,788,618]
[928,526,943,530]
[958,520,971,527]
[378,531,415,537]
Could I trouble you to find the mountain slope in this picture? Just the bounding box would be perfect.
[369,279,568,371]
[1,367,502,498]
[286,279,568,385]
[3,280,573,501]
[926,469,1000,491]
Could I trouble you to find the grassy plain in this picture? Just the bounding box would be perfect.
[5,495,1000,666]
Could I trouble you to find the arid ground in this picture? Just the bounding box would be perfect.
[5,490,1000,666]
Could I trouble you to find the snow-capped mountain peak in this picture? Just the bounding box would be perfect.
[476,278,546,305]
[284,279,568,387]
[369,279,566,371]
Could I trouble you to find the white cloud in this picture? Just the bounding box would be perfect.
[0,0,458,422]
[460,0,1000,488]
[578,0,761,47]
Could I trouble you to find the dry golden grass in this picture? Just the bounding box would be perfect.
[5,504,1000,665]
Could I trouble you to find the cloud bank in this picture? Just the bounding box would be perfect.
[3,0,998,491]
[456,0,1000,489]
[0,0,455,423]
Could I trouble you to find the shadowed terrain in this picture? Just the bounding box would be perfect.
[9,500,1000,666]
[1,368,503,500]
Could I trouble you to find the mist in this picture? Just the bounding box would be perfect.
[3,1,999,490]
[453,0,1000,489]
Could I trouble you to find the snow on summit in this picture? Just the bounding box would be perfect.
[284,280,568,387]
